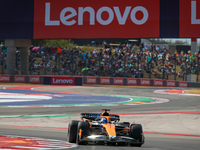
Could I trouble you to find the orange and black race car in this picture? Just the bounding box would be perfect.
[67,109,145,146]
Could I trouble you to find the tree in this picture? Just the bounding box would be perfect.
[31,39,47,46]
[174,40,186,45]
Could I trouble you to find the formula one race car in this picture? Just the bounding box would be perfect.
[67,109,145,146]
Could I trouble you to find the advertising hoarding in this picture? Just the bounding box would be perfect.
[51,76,75,85]
[34,0,160,39]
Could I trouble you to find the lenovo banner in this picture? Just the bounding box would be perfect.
[86,77,97,84]
[153,79,163,86]
[0,75,10,83]
[114,78,124,85]
[51,76,75,85]
[100,77,110,85]
[29,76,40,84]
[140,79,150,86]
[34,0,160,39]
[127,78,137,85]
[179,81,188,87]
[180,0,200,37]
[14,75,25,83]
[166,80,176,87]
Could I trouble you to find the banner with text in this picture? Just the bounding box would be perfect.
[166,80,176,87]
[127,78,137,85]
[153,79,163,86]
[113,78,124,85]
[51,76,75,85]
[0,75,10,83]
[179,81,188,87]
[14,75,25,83]
[180,0,200,37]
[34,0,160,39]
[140,79,150,86]
[29,76,40,84]
[86,77,97,84]
[100,77,110,85]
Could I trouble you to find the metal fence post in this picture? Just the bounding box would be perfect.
[124,55,126,77]
[44,47,47,75]
[162,55,165,80]
[174,58,176,80]
[71,50,74,75]
[85,54,87,76]
[185,61,187,81]
[111,55,113,77]
[149,59,151,79]
[99,54,101,76]
[58,53,60,75]
[197,58,199,82]
[138,56,140,71]
[1,54,4,74]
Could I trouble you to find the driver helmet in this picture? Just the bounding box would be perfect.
[101,118,108,124]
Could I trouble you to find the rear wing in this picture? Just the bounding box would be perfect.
[81,113,120,121]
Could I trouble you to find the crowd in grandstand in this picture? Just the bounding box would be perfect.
[0,41,200,80]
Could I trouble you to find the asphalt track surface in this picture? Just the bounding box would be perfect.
[0,86,200,150]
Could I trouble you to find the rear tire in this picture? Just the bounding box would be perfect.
[129,124,144,147]
[68,120,79,143]
[77,121,91,145]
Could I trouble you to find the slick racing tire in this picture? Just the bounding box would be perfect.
[77,121,91,145]
[129,124,144,147]
[68,120,80,143]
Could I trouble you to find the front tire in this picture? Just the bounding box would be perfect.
[129,124,144,147]
[77,121,91,145]
[68,120,79,143]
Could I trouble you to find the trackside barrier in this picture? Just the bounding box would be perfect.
[0,75,10,83]
[179,81,188,88]
[14,75,25,83]
[51,76,75,85]
[127,78,137,85]
[29,76,40,84]
[113,78,124,85]
[100,77,110,85]
[86,76,97,84]
[140,79,151,86]
[153,79,163,86]
[1,75,200,87]
[82,77,193,87]
[0,75,82,86]
[166,80,176,87]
